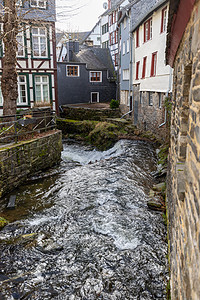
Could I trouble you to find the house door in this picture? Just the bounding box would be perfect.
[91,92,99,103]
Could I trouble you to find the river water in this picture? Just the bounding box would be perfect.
[0,140,167,300]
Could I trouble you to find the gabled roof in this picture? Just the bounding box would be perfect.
[72,47,115,76]
[55,31,90,46]
[130,0,168,32]
[82,20,101,44]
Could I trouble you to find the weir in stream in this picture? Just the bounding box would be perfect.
[0,139,167,299]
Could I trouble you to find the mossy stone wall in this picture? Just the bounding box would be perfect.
[0,131,62,198]
[60,106,121,121]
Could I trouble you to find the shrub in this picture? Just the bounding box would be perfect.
[110,99,119,109]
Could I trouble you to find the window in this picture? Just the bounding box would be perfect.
[151,52,157,77]
[136,61,140,80]
[32,27,47,57]
[122,41,125,55]
[127,39,129,53]
[159,92,162,108]
[140,92,142,104]
[161,7,167,33]
[97,37,101,41]
[123,69,129,81]
[136,29,139,47]
[17,30,25,57]
[102,41,109,48]
[0,76,28,105]
[142,56,147,79]
[35,75,49,103]
[110,32,115,45]
[149,92,153,106]
[102,23,108,35]
[144,18,152,42]
[114,53,118,66]
[67,65,79,77]
[30,0,47,9]
[124,17,127,29]
[17,75,28,104]
[90,71,102,82]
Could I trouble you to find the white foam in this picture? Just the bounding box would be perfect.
[62,140,125,165]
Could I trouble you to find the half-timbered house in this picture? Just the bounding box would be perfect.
[0,0,58,112]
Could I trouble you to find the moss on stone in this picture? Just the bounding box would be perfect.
[0,217,8,229]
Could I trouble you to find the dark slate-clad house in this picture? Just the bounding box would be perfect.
[57,42,116,106]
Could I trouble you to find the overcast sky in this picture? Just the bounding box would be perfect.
[56,0,107,32]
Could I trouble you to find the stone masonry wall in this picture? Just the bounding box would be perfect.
[0,131,62,198]
[133,84,169,141]
[167,1,200,299]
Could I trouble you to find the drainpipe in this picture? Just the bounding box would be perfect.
[159,67,173,128]
[129,30,134,113]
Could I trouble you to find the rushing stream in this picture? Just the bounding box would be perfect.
[0,140,167,299]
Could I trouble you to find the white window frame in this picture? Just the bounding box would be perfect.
[17,75,28,105]
[34,75,50,103]
[66,65,80,77]
[122,41,126,55]
[91,92,99,103]
[17,29,25,57]
[127,39,129,53]
[163,8,167,32]
[30,0,47,9]
[122,69,129,81]
[0,75,28,106]
[89,71,102,82]
[32,27,48,58]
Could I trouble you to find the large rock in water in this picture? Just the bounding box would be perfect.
[88,122,119,151]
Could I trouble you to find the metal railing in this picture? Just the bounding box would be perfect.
[0,109,57,145]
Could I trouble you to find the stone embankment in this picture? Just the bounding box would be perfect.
[0,130,62,198]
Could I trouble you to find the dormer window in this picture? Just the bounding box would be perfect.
[30,0,47,9]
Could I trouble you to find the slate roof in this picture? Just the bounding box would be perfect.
[56,31,90,46]
[72,47,115,76]
[130,0,168,32]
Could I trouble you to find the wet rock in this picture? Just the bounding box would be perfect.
[152,182,166,192]
[149,189,155,197]
[147,200,165,211]
[37,238,63,254]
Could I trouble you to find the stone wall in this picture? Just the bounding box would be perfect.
[0,131,62,198]
[60,106,121,121]
[167,1,200,298]
[133,84,169,141]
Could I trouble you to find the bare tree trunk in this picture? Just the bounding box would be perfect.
[2,0,18,116]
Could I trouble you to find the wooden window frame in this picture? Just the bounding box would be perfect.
[136,61,140,80]
[90,71,102,82]
[150,52,157,77]
[66,65,80,77]
[136,28,139,48]
[142,56,147,79]
[144,18,152,43]
[161,6,167,33]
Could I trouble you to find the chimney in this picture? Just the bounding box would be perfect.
[66,40,79,62]
[108,0,111,9]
